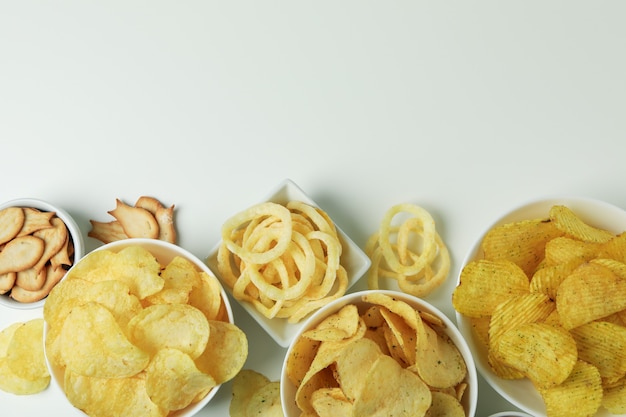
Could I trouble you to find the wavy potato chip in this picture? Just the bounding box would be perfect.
[569,321,626,381]
[493,323,577,389]
[452,259,529,318]
[539,361,602,417]
[549,205,614,243]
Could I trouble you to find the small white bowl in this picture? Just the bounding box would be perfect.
[45,238,234,417]
[456,196,626,417]
[0,198,85,309]
[281,289,478,417]
[206,178,371,347]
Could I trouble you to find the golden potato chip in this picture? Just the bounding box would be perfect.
[569,321,626,381]
[230,369,272,417]
[379,306,417,366]
[362,292,421,329]
[311,387,353,416]
[195,320,247,384]
[6,319,49,381]
[127,303,209,359]
[539,360,602,417]
[61,302,150,378]
[543,236,603,267]
[556,262,626,330]
[145,348,216,411]
[413,321,467,389]
[452,259,529,318]
[188,271,223,321]
[144,255,200,305]
[334,338,383,402]
[426,391,466,417]
[602,378,626,414]
[0,319,50,395]
[353,354,432,417]
[64,370,165,417]
[493,323,577,389]
[529,261,579,300]
[549,205,614,243]
[302,304,361,342]
[245,381,283,417]
[482,218,563,276]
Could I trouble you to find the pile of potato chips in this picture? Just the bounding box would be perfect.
[0,318,50,395]
[453,205,626,416]
[366,203,451,298]
[44,245,247,417]
[217,201,348,323]
[284,292,470,416]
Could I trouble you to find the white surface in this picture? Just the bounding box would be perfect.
[1,1,626,416]
[456,197,626,417]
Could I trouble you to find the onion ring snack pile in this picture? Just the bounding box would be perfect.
[366,203,451,297]
[217,201,348,324]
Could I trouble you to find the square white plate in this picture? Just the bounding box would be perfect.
[205,178,371,347]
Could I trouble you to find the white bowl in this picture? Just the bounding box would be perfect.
[0,198,85,309]
[281,289,478,417]
[456,196,626,417]
[205,178,371,347]
[45,238,234,417]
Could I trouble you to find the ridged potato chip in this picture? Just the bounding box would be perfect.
[549,205,614,243]
[452,259,529,318]
[539,361,602,417]
[493,323,577,389]
[569,321,626,381]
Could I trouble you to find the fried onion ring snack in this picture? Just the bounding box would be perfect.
[366,203,451,297]
[217,201,348,324]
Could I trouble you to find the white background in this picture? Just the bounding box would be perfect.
[2,1,626,416]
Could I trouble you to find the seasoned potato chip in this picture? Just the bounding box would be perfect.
[452,259,529,318]
[602,378,626,414]
[482,218,563,276]
[539,361,602,417]
[230,369,272,417]
[569,321,626,381]
[549,205,614,243]
[493,323,577,389]
[426,391,466,417]
[556,262,626,329]
[245,381,283,417]
[311,387,353,416]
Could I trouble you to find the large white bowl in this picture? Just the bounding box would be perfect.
[456,196,626,417]
[205,178,371,348]
[281,289,478,417]
[0,198,85,309]
[45,238,234,417]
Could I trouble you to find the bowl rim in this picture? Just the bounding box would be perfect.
[455,195,626,417]
[280,289,478,417]
[0,197,85,310]
[44,237,233,417]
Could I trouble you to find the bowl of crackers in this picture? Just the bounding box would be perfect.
[281,289,478,417]
[206,178,371,348]
[43,238,248,417]
[0,198,84,309]
[453,196,626,417]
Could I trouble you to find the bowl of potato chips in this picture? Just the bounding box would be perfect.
[0,198,84,309]
[206,178,371,348]
[43,238,248,417]
[281,289,478,417]
[453,196,626,417]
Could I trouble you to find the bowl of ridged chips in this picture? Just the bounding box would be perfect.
[281,290,477,417]
[453,196,626,417]
[43,238,248,417]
